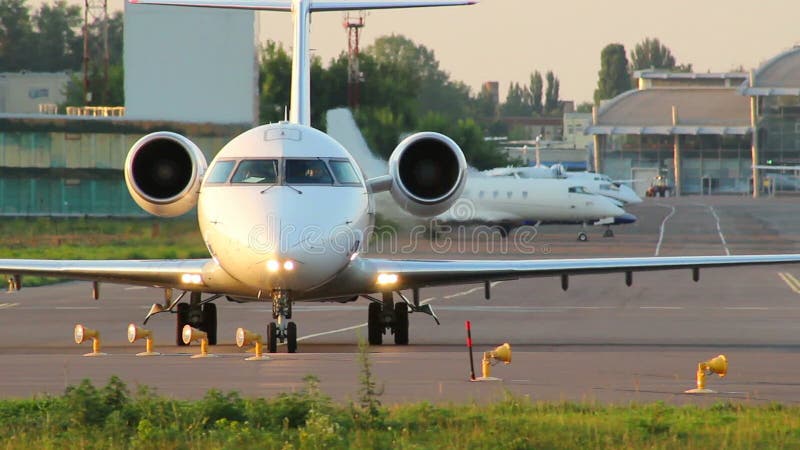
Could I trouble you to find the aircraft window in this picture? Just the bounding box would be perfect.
[479,191,485,198]
[285,159,333,184]
[507,191,512,199]
[568,186,590,194]
[231,160,278,184]
[206,160,236,184]
[522,191,528,198]
[493,191,499,198]
[329,160,361,184]
[600,183,618,191]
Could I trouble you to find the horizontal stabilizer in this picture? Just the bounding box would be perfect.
[128,0,476,11]
[309,0,477,11]
[129,0,293,10]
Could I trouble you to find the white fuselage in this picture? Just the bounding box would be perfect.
[198,122,371,295]
[436,176,626,224]
[484,167,642,205]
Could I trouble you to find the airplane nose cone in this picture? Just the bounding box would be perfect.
[613,213,638,224]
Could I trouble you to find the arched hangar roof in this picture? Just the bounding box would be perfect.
[586,88,751,136]
[740,45,800,96]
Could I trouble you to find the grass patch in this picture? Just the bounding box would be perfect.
[2,377,800,449]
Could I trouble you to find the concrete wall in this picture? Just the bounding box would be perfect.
[124,3,257,125]
[0,72,71,114]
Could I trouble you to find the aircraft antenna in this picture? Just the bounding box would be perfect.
[343,11,365,110]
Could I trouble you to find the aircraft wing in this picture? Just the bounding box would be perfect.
[345,254,800,292]
[0,259,212,289]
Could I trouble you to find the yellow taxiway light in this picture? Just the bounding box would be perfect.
[685,354,728,394]
[376,273,399,286]
[127,323,160,356]
[182,325,215,358]
[73,324,107,357]
[235,327,270,361]
[473,343,512,381]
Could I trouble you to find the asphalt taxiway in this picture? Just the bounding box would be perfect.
[3,196,800,405]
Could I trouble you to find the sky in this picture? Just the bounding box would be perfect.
[31,0,800,104]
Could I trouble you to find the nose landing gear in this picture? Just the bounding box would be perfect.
[266,289,297,353]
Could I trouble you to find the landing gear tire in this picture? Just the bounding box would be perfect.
[368,302,383,345]
[201,303,218,345]
[176,303,189,346]
[267,322,278,353]
[287,322,297,353]
[578,232,588,242]
[393,303,409,345]
[603,228,614,238]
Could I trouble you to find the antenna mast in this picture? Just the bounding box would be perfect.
[343,11,365,110]
[82,0,109,105]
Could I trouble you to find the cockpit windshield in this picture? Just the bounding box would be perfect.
[568,186,590,194]
[329,160,360,184]
[285,159,333,184]
[231,160,278,184]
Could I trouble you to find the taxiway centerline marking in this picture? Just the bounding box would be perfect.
[297,282,505,341]
[0,303,19,309]
[778,272,800,294]
[654,204,676,256]
[708,205,731,256]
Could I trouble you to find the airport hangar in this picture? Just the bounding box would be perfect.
[587,45,800,198]
[0,3,256,216]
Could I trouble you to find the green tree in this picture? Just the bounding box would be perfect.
[630,37,675,71]
[258,40,292,123]
[594,43,631,104]
[576,101,593,113]
[501,82,529,116]
[529,71,543,115]
[0,0,34,71]
[475,84,498,119]
[31,0,82,71]
[544,70,560,114]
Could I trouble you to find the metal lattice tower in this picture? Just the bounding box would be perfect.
[343,12,365,109]
[82,0,109,105]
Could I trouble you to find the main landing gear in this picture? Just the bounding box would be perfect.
[577,222,589,242]
[366,291,439,346]
[175,292,218,346]
[266,289,297,353]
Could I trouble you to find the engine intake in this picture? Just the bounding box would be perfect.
[124,132,207,217]
[388,132,467,217]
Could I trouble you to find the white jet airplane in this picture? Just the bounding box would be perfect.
[435,175,634,241]
[484,165,643,206]
[2,0,800,353]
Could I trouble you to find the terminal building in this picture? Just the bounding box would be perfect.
[587,45,800,197]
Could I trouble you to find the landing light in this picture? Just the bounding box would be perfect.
[266,260,280,272]
[377,273,399,286]
[181,273,202,285]
[283,260,295,271]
